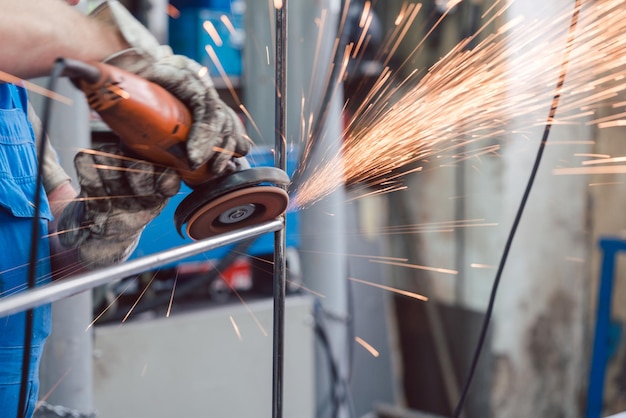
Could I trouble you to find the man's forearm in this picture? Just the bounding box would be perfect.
[0,0,128,79]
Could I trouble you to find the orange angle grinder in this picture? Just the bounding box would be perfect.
[61,58,290,241]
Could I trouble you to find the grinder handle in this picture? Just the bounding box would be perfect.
[65,59,217,187]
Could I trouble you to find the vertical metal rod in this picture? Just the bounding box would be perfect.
[272,0,288,417]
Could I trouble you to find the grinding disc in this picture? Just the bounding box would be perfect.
[174,167,291,238]
[184,186,289,240]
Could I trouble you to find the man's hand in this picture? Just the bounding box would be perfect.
[90,1,250,176]
[57,145,180,267]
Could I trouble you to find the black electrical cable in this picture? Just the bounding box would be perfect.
[313,265,357,418]
[345,263,356,384]
[18,58,67,418]
[452,2,582,417]
[344,278,357,418]
[314,299,356,418]
[314,301,342,418]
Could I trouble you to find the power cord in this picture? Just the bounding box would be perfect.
[452,2,582,416]
[313,298,357,418]
[18,58,67,418]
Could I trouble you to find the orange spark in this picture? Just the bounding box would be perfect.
[230,316,243,341]
[292,0,626,208]
[374,219,498,236]
[589,181,624,187]
[107,84,130,99]
[298,249,408,262]
[203,20,223,47]
[87,279,136,330]
[167,4,181,19]
[348,277,428,301]
[122,272,158,323]
[166,272,179,318]
[360,2,372,27]
[35,369,71,411]
[554,166,626,175]
[582,156,626,165]
[355,336,380,357]
[221,15,236,36]
[471,263,497,269]
[0,71,72,105]
[209,260,268,336]
[369,259,458,275]
[205,45,242,105]
[576,153,611,159]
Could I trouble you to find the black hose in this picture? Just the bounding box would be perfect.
[452,2,582,416]
[18,58,67,418]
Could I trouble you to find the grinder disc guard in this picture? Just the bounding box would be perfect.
[175,167,290,240]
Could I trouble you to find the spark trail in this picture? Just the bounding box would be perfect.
[290,0,626,209]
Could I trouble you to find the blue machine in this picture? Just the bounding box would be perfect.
[168,0,245,78]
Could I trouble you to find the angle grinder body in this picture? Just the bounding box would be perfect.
[65,59,289,240]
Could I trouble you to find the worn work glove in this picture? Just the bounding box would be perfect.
[58,145,181,267]
[90,1,250,175]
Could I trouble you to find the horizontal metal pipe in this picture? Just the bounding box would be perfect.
[0,220,284,318]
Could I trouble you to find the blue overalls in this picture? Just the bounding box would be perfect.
[0,83,53,417]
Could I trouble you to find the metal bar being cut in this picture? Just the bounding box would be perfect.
[272,0,288,417]
[0,220,284,318]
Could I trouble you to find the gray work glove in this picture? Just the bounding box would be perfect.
[90,1,250,175]
[58,145,181,267]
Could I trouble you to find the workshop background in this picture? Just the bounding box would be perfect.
[28,0,626,417]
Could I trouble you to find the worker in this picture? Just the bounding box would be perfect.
[0,1,249,416]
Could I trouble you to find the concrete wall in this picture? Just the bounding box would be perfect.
[589,102,626,416]
[378,1,597,416]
